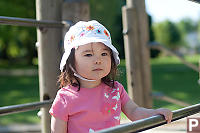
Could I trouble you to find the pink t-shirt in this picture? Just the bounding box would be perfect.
[49,81,130,133]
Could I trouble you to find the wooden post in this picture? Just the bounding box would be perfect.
[36,0,62,132]
[122,0,152,108]
[62,0,90,36]
[122,6,144,106]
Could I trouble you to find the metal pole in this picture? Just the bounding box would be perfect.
[0,100,53,116]
[0,16,69,28]
[97,103,200,133]
[36,0,62,132]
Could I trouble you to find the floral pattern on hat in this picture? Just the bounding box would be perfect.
[104,30,109,37]
[96,29,102,34]
[86,25,95,31]
[80,32,85,37]
[70,35,75,43]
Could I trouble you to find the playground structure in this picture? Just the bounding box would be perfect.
[0,0,200,132]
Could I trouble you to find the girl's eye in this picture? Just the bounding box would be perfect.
[84,54,93,57]
[102,53,108,56]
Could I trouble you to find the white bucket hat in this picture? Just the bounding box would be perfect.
[60,20,120,72]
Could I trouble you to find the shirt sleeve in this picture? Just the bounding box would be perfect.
[49,89,69,122]
[117,82,131,106]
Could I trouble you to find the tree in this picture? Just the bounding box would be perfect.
[153,20,182,50]
[176,18,198,49]
[177,18,197,34]
[0,0,36,65]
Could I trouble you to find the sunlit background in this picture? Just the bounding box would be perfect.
[0,0,199,129]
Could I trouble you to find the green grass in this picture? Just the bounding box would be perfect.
[151,55,200,110]
[0,75,40,125]
[118,55,200,110]
[0,54,200,125]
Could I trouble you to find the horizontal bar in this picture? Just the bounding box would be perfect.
[148,42,199,72]
[97,103,200,133]
[0,16,71,28]
[152,92,191,107]
[0,100,53,116]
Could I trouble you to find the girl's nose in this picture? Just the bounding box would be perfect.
[95,57,102,64]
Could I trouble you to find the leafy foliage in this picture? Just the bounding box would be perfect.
[0,0,36,64]
[153,20,182,50]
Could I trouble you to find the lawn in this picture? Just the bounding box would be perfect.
[0,75,40,125]
[0,54,199,125]
[119,55,200,110]
[151,55,200,110]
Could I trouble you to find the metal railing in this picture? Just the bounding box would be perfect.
[0,100,53,116]
[0,16,71,28]
[0,15,68,133]
[97,103,200,133]
[0,15,65,117]
[0,15,65,118]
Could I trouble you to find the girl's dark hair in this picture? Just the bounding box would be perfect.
[58,48,118,91]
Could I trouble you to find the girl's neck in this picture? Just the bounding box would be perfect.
[79,79,102,88]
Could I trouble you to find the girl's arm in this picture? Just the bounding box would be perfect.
[51,116,67,133]
[122,99,173,123]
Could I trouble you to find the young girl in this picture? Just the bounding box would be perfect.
[49,20,173,133]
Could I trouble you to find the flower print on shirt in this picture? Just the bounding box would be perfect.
[112,92,120,101]
[104,93,109,99]
[101,99,116,114]
[112,103,118,111]
[89,128,95,133]
[114,116,120,120]
[101,87,121,115]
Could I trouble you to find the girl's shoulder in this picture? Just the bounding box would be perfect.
[113,81,124,89]
[56,85,79,98]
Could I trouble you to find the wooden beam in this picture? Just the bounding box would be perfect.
[36,0,62,132]
[122,5,144,106]
[122,0,152,108]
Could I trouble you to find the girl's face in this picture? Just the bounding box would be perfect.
[75,42,111,81]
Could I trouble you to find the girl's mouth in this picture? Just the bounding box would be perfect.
[93,68,103,71]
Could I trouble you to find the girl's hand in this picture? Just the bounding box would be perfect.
[155,108,173,123]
